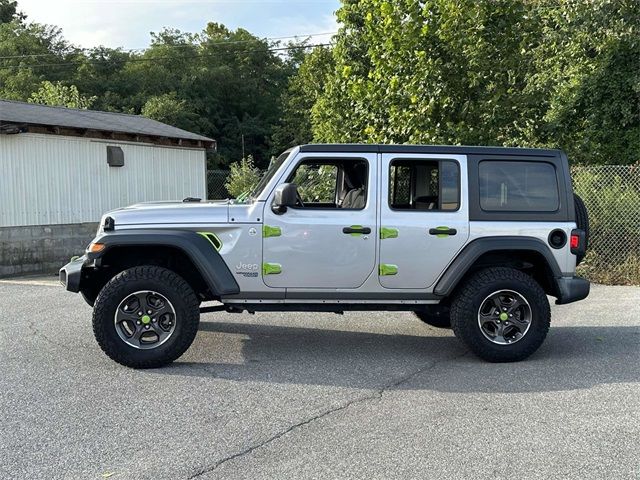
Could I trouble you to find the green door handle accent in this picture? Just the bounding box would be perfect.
[379,264,398,276]
[262,263,282,275]
[263,225,282,238]
[429,226,457,238]
[380,227,399,239]
[343,225,371,236]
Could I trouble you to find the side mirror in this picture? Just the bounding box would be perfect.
[272,183,298,214]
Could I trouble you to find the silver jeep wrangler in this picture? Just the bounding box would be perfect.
[60,144,590,368]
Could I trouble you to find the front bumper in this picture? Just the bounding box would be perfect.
[555,276,590,305]
[59,255,87,292]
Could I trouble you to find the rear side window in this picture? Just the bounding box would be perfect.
[479,161,559,212]
[389,159,460,211]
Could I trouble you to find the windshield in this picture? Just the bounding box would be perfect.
[248,150,291,200]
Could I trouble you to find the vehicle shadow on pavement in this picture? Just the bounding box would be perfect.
[158,320,640,394]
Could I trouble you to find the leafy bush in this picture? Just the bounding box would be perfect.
[225,156,261,198]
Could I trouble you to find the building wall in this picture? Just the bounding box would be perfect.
[0,223,98,277]
[0,133,206,227]
[0,133,207,276]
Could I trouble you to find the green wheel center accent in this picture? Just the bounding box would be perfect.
[499,312,508,321]
[141,315,151,324]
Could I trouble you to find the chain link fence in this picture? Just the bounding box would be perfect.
[207,164,640,285]
[207,169,231,200]
[572,165,640,285]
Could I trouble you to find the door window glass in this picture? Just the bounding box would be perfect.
[287,159,368,209]
[389,159,460,211]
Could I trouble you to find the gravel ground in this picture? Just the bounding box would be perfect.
[0,279,638,480]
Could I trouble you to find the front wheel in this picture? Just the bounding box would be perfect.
[450,267,550,362]
[92,266,200,368]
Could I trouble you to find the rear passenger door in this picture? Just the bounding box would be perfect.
[378,154,469,289]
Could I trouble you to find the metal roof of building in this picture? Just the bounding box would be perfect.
[0,99,214,143]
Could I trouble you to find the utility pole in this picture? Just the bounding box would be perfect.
[241,134,245,159]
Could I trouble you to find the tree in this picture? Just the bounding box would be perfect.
[142,92,201,132]
[225,155,261,198]
[312,0,640,164]
[0,0,24,24]
[272,45,334,149]
[29,80,95,108]
[0,20,79,100]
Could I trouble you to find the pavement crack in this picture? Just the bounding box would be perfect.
[188,350,467,478]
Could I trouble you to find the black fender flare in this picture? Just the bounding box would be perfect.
[89,229,240,296]
[433,236,562,297]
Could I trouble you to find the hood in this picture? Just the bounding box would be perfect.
[105,200,230,227]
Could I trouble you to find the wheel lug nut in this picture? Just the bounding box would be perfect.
[152,318,156,322]
[147,310,152,314]
[136,321,141,325]
[145,325,150,329]
[138,311,142,316]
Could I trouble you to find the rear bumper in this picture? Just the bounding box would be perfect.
[555,276,590,305]
[59,255,86,292]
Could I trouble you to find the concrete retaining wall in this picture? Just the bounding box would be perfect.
[0,223,98,277]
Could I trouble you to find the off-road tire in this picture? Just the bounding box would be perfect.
[450,267,550,362]
[414,307,451,329]
[573,193,589,265]
[92,266,200,368]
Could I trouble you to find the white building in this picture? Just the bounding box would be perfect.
[0,99,215,276]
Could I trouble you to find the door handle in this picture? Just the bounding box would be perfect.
[343,226,372,235]
[429,227,457,236]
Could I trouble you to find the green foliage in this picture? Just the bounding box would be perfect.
[0,9,298,167]
[0,20,78,100]
[312,0,640,165]
[0,0,637,166]
[141,93,200,132]
[0,0,23,23]
[29,80,95,108]
[225,155,262,198]
[272,45,334,149]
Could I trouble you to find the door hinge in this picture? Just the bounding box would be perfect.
[262,262,282,275]
[380,227,399,239]
[379,264,398,276]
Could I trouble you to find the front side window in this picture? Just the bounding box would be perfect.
[479,161,559,212]
[286,159,368,209]
[389,159,460,211]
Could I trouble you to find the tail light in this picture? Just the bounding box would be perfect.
[570,229,586,256]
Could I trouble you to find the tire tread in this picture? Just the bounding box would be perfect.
[92,266,200,369]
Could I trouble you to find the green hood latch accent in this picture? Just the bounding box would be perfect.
[380,227,399,239]
[198,232,223,251]
[379,264,398,276]
[263,225,282,238]
[262,262,282,275]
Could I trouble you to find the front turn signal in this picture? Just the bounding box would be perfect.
[88,242,105,253]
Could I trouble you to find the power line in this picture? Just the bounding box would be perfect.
[0,42,333,70]
[0,31,337,61]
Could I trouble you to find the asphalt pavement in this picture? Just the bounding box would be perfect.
[0,278,638,479]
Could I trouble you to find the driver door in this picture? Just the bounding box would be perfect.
[261,152,378,289]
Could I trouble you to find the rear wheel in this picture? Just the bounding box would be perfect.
[450,267,550,362]
[92,266,200,368]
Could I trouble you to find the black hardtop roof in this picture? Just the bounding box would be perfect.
[299,143,562,157]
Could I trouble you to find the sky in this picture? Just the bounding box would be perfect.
[17,0,340,50]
